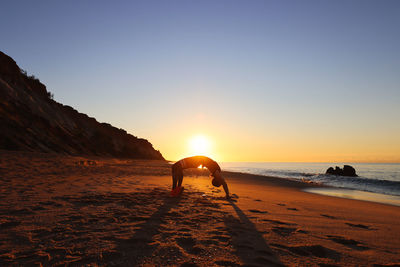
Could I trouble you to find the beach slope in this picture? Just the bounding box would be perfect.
[0,151,399,266]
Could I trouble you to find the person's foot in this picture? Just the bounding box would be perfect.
[170,187,178,197]
[176,186,184,195]
[170,186,184,197]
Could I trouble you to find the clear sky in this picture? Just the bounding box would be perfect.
[1,1,399,162]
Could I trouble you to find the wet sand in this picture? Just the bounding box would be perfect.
[0,150,399,266]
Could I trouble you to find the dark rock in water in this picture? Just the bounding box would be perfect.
[343,165,357,176]
[335,166,342,174]
[326,167,335,175]
[0,51,164,160]
[326,165,357,177]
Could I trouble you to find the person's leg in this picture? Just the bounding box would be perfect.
[177,169,183,187]
[172,164,183,189]
[172,165,178,190]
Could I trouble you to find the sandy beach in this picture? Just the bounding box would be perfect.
[0,150,399,266]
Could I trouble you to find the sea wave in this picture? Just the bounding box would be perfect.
[304,174,400,196]
[222,165,400,197]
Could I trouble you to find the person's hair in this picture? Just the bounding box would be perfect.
[212,177,222,187]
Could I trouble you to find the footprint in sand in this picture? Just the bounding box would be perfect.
[181,220,198,227]
[296,229,309,234]
[180,263,199,267]
[321,214,337,219]
[199,239,220,246]
[345,222,373,230]
[178,228,192,232]
[189,246,205,255]
[31,205,47,211]
[0,220,21,229]
[165,211,181,217]
[248,209,268,214]
[176,237,205,255]
[32,229,53,238]
[10,233,32,245]
[286,207,298,211]
[128,215,150,222]
[276,203,286,206]
[69,215,85,221]
[272,226,298,236]
[8,208,34,216]
[207,230,225,235]
[176,237,196,250]
[180,233,192,237]
[100,251,123,262]
[211,235,231,242]
[262,219,296,226]
[160,232,175,239]
[214,260,240,266]
[327,235,370,251]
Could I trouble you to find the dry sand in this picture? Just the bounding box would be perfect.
[0,150,399,266]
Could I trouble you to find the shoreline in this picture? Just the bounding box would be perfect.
[1,151,399,266]
[222,170,400,207]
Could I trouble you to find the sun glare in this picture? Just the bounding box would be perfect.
[188,135,211,157]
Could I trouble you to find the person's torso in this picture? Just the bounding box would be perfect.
[179,156,217,170]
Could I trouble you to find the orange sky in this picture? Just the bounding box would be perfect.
[136,113,400,163]
[155,134,400,163]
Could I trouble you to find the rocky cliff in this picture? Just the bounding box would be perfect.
[0,51,164,160]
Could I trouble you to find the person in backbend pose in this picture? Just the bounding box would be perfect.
[171,155,230,199]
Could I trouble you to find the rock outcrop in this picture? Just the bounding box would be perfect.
[326,165,357,177]
[0,51,164,160]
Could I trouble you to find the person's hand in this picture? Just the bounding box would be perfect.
[226,193,238,202]
[226,195,238,202]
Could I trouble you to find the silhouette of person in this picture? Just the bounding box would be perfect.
[171,155,230,198]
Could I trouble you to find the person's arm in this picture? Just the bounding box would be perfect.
[214,170,230,198]
[221,179,230,199]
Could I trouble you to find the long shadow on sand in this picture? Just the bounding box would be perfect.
[114,193,182,265]
[224,201,284,267]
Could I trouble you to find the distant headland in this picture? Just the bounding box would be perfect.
[0,51,164,160]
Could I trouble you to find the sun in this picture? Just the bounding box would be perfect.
[188,135,211,156]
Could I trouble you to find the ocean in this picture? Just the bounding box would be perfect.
[220,162,400,206]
